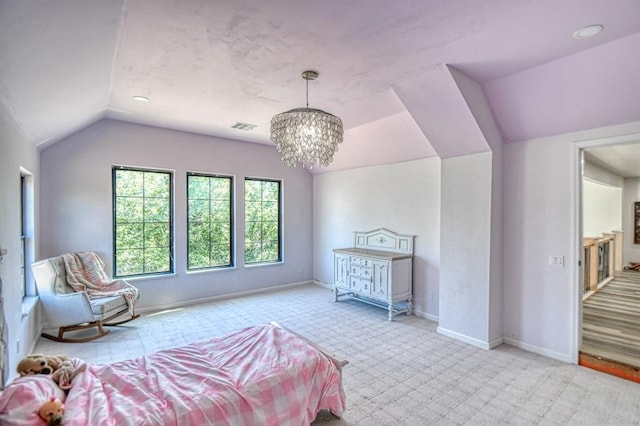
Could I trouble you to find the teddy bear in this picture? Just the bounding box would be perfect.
[38,396,64,426]
[17,354,85,390]
[17,354,70,376]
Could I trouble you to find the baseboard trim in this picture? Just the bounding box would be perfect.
[489,336,505,349]
[413,308,439,323]
[437,326,493,350]
[312,280,334,290]
[137,280,313,314]
[504,337,573,363]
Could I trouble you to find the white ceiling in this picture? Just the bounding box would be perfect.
[585,144,640,178]
[1,0,640,173]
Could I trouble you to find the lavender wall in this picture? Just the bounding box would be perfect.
[38,119,313,311]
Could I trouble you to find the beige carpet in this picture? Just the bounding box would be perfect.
[35,284,640,425]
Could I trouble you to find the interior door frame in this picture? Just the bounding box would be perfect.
[571,131,640,364]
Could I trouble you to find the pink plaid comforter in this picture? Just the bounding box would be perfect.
[64,325,345,425]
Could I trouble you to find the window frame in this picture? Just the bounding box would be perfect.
[112,166,174,278]
[243,177,282,265]
[20,175,27,299]
[19,168,34,301]
[186,172,235,271]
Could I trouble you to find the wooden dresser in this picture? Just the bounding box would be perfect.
[333,228,414,321]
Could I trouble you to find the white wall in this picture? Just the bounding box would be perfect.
[503,121,640,363]
[312,158,441,319]
[450,67,504,346]
[0,103,39,385]
[623,177,640,265]
[438,152,495,347]
[582,179,622,238]
[38,119,313,311]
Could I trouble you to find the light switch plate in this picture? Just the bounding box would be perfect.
[549,255,564,267]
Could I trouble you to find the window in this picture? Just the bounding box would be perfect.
[20,175,26,299]
[19,169,34,300]
[187,173,233,270]
[244,178,281,264]
[113,167,173,277]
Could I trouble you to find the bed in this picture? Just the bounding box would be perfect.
[0,323,347,425]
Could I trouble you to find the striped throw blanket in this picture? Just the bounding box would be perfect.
[62,252,140,316]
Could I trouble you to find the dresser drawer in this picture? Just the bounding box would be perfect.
[350,265,371,278]
[350,276,371,294]
[349,256,371,267]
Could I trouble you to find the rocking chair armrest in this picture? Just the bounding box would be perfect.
[40,291,96,328]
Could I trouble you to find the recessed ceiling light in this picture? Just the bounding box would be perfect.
[573,24,603,40]
[133,96,150,103]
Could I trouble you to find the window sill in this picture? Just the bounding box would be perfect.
[244,261,284,269]
[21,296,39,318]
[120,272,176,282]
[186,266,236,275]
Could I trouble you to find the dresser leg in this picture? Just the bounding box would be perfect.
[407,297,413,315]
[388,304,394,321]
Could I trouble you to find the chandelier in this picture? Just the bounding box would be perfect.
[270,70,343,169]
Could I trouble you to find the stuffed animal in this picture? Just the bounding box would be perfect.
[38,396,64,426]
[51,359,86,390]
[17,354,85,390]
[17,354,70,376]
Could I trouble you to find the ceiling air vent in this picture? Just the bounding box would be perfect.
[231,122,257,131]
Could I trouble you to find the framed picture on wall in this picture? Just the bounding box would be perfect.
[635,202,640,244]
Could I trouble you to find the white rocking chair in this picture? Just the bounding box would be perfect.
[32,255,139,343]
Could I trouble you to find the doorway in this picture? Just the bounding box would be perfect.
[577,140,640,379]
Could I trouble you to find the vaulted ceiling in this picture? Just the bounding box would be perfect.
[1,0,639,173]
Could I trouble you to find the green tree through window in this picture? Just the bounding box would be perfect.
[244,178,281,264]
[187,173,233,270]
[113,167,173,277]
